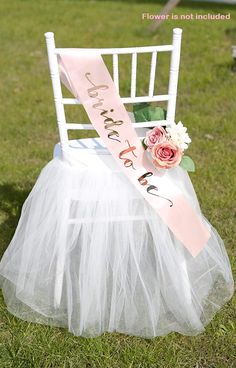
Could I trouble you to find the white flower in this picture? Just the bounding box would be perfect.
[166,121,191,150]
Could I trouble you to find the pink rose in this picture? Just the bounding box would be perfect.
[144,126,167,149]
[151,141,183,169]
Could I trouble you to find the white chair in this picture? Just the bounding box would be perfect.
[44,28,182,160]
[44,29,184,308]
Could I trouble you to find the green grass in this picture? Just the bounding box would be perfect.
[0,1,236,367]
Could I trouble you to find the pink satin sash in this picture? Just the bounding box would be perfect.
[58,52,210,257]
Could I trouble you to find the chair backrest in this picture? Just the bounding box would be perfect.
[44,28,182,150]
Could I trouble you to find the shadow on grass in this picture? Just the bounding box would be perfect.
[212,60,236,76]
[0,183,31,257]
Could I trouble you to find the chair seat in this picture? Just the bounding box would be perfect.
[53,113,147,159]
[54,137,109,156]
[53,122,148,171]
[53,138,122,171]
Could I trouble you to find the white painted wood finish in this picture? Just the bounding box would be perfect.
[45,32,69,150]
[112,53,119,92]
[148,51,157,97]
[166,28,182,124]
[45,29,182,148]
[55,45,174,55]
[130,53,137,98]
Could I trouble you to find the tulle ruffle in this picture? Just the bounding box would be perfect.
[0,149,234,338]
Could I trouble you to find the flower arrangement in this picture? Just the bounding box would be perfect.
[133,103,195,172]
[143,122,194,171]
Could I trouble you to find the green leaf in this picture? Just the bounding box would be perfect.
[133,102,150,112]
[133,103,166,123]
[179,155,195,172]
[147,106,167,122]
[141,138,148,150]
[133,103,151,122]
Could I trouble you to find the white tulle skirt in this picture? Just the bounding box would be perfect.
[0,141,234,338]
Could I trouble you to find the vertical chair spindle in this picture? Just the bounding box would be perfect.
[131,53,137,98]
[166,28,182,125]
[112,54,119,93]
[148,51,157,97]
[44,32,69,150]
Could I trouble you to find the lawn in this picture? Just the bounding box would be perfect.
[0,1,235,367]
